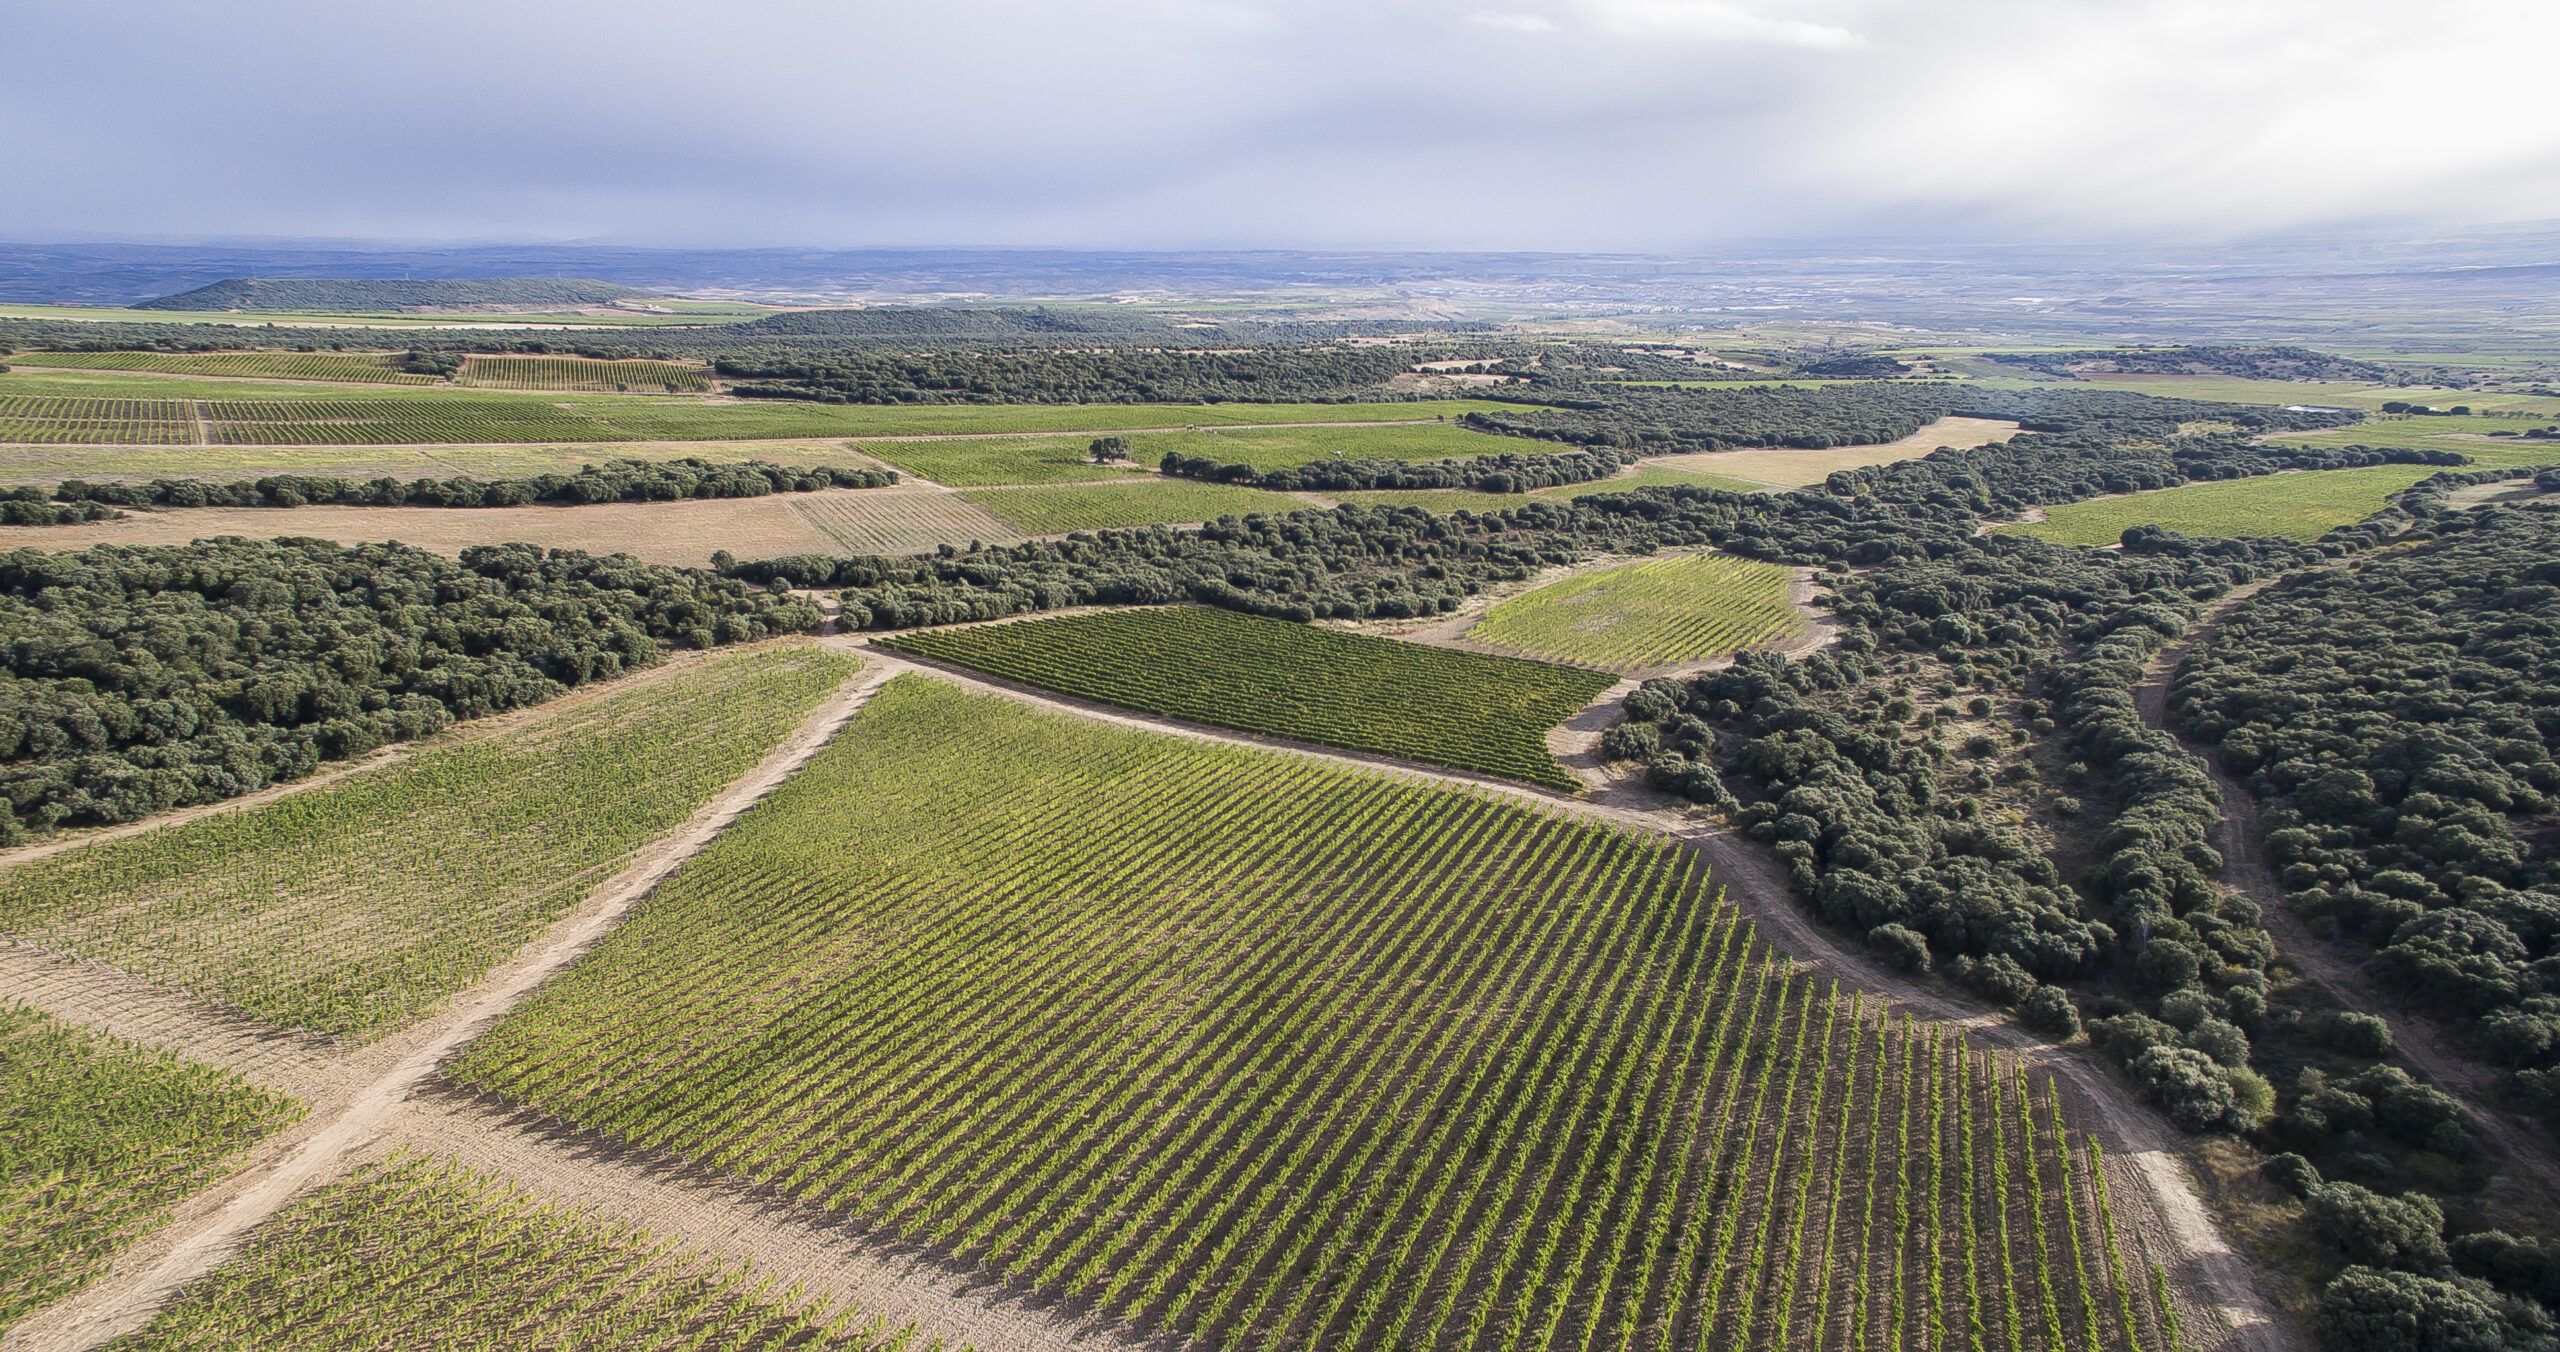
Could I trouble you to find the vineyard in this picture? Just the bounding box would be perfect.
[450,677,2178,1352]
[1,1004,301,1331]
[200,396,620,445]
[960,480,1309,533]
[0,389,1523,450]
[2001,463,2441,545]
[1467,553,1809,671]
[880,606,1612,787]
[5,350,438,385]
[455,354,713,393]
[827,433,1128,486]
[0,395,197,445]
[0,644,859,1039]
[789,487,1027,555]
[118,1155,930,1350]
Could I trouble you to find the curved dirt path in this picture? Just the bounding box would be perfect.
[4,665,901,1352]
[2137,591,2560,1192]
[844,640,2290,1351]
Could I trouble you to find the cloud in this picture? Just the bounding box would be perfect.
[1,0,2555,250]
[1467,11,1560,34]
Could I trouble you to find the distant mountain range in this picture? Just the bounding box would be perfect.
[134,276,655,312]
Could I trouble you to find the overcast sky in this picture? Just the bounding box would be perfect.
[6,0,2555,251]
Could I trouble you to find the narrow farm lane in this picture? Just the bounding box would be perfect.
[4,665,906,1352]
[0,945,341,1104]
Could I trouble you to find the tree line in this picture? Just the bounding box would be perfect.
[0,540,818,841]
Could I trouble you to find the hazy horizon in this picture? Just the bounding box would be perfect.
[9,0,2556,253]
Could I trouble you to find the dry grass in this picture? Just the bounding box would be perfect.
[1644,414,2022,488]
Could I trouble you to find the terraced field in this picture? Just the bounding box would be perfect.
[455,354,712,392]
[451,676,2178,1352]
[881,606,1612,787]
[4,350,437,385]
[961,480,1308,533]
[0,1005,301,1331]
[0,644,859,1038]
[119,1155,924,1350]
[1468,553,1808,671]
[2001,464,2441,545]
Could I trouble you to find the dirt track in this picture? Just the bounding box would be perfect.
[2135,589,2560,1195]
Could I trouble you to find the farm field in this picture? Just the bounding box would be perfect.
[118,1155,923,1350]
[2001,464,2442,545]
[789,486,1026,555]
[0,489,908,565]
[2069,373,2560,415]
[881,606,1612,786]
[450,675,2177,1352]
[2271,414,2560,468]
[0,1004,301,1332]
[3,349,439,385]
[454,354,712,392]
[864,420,1522,487]
[0,644,859,1038]
[0,380,1525,449]
[1643,414,2023,488]
[960,479,1309,533]
[0,434,895,485]
[1467,552,1809,671]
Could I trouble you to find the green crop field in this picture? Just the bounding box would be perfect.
[451,676,2176,1352]
[455,354,711,393]
[1468,553,1808,671]
[119,1155,927,1350]
[0,380,1525,452]
[0,644,857,1039]
[961,480,1308,533]
[865,421,1521,487]
[0,395,197,445]
[881,607,1611,787]
[1,1005,300,1331]
[2001,464,2442,546]
[4,350,438,385]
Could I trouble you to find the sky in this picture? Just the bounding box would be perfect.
[6,0,2557,252]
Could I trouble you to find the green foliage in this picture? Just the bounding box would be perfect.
[0,644,856,1037]
[120,1154,929,1350]
[2172,507,2560,1108]
[0,539,820,840]
[0,1004,300,1329]
[882,606,1609,788]
[47,457,893,510]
